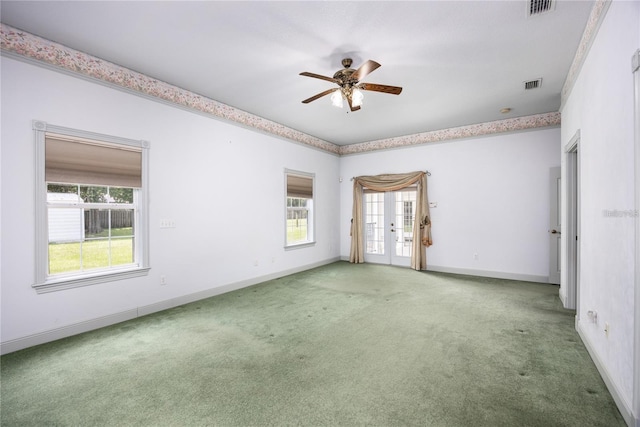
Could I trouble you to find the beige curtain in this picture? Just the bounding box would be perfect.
[350,171,432,270]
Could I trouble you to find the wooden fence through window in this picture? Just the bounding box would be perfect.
[84,209,132,229]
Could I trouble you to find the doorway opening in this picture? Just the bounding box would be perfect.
[565,131,580,312]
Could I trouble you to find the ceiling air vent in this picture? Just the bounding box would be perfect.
[524,78,542,90]
[528,0,555,16]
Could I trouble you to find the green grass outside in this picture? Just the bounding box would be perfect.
[87,227,133,239]
[50,223,306,275]
[287,219,308,244]
[49,228,134,274]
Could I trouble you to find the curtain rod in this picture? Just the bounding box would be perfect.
[350,170,431,181]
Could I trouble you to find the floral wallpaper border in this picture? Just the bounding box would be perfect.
[0,23,341,155]
[339,112,561,155]
[2,20,598,156]
[561,0,609,106]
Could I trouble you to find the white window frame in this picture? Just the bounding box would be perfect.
[284,169,315,249]
[33,120,150,293]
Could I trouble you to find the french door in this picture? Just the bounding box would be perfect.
[363,188,417,266]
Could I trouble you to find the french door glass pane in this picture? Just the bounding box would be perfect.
[394,190,416,257]
[365,192,385,254]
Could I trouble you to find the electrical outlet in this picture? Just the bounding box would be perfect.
[160,275,167,285]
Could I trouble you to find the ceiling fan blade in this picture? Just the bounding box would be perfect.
[360,83,403,95]
[351,60,381,81]
[346,96,361,112]
[299,72,340,84]
[302,88,339,104]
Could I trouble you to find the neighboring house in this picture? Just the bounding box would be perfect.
[46,193,84,243]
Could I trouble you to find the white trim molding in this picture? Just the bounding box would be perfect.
[632,47,640,427]
[562,130,581,312]
[424,264,549,284]
[338,257,550,284]
[577,323,636,427]
[32,121,151,293]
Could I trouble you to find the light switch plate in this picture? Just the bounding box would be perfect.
[160,219,176,228]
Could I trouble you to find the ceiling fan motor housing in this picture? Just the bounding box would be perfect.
[334,69,356,86]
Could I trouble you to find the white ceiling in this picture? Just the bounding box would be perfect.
[1,1,594,146]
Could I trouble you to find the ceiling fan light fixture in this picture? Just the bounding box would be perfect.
[352,88,364,107]
[300,58,401,112]
[331,90,344,108]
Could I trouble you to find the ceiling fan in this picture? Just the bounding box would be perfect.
[299,58,403,112]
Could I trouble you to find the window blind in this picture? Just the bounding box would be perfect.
[45,133,142,187]
[287,175,313,198]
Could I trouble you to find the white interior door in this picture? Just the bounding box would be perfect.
[549,166,561,284]
[363,188,416,267]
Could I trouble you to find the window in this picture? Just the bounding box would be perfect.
[285,170,315,248]
[33,121,150,292]
[403,201,414,232]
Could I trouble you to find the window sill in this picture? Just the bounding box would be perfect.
[33,267,150,294]
[285,241,316,251]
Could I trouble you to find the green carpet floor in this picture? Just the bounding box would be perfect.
[1,262,626,426]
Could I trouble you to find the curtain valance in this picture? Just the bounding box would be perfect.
[354,171,424,192]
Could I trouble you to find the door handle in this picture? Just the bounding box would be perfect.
[550,229,561,234]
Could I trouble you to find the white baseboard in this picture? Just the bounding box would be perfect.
[337,257,549,283]
[0,309,139,355]
[559,287,567,306]
[425,264,549,283]
[576,321,636,427]
[1,257,341,355]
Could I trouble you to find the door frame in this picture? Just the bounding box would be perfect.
[632,48,639,427]
[564,131,580,312]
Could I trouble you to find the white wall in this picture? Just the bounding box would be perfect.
[560,0,639,420]
[339,128,561,281]
[1,57,341,347]
[0,54,563,352]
